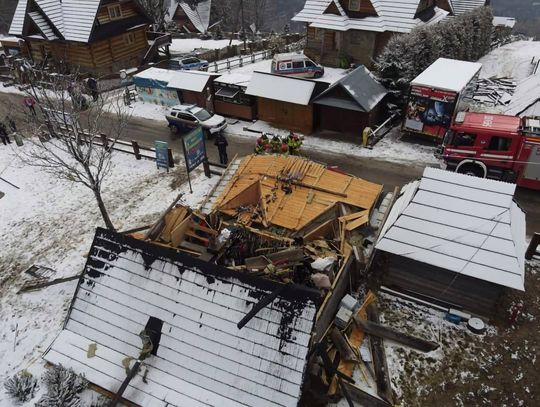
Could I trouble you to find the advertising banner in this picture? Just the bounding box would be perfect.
[182,127,207,173]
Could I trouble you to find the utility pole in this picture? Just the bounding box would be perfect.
[240,0,247,52]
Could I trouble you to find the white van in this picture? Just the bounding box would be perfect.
[271,53,324,78]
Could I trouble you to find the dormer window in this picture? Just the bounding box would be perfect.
[108,4,122,20]
[349,0,361,11]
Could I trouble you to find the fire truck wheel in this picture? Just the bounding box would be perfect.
[457,163,485,178]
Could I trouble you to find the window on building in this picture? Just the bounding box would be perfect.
[349,0,361,12]
[488,136,512,151]
[454,132,477,147]
[108,4,122,20]
[124,32,135,45]
[314,28,322,41]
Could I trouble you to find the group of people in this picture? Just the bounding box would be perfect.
[0,116,17,146]
[254,132,303,155]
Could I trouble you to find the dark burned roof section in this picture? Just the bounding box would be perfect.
[90,227,321,304]
[47,227,318,406]
[313,65,387,112]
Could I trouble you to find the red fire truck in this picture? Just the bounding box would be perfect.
[440,112,540,190]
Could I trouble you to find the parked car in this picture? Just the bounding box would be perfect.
[166,104,227,136]
[271,53,324,78]
[169,56,209,71]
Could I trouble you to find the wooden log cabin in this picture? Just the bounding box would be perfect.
[8,0,160,74]
[292,0,455,68]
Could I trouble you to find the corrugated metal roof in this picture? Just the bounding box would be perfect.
[8,0,28,36]
[28,11,58,40]
[449,0,486,16]
[246,72,317,105]
[179,0,212,33]
[293,0,450,33]
[505,74,540,116]
[376,167,526,291]
[9,0,115,43]
[134,67,216,92]
[313,65,387,112]
[35,0,64,33]
[411,57,482,92]
[44,228,317,407]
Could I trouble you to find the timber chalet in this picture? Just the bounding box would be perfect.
[293,0,489,68]
[8,0,171,74]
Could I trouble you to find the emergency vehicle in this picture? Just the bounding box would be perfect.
[440,111,540,190]
[271,53,324,78]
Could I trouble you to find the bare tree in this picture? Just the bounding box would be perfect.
[17,67,131,231]
[251,0,268,33]
[138,0,169,31]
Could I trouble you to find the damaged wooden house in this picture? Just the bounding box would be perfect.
[44,228,319,407]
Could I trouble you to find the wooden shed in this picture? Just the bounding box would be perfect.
[133,67,218,108]
[313,65,388,135]
[375,167,526,317]
[245,72,328,134]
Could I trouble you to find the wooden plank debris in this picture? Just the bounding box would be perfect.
[353,317,439,353]
[366,303,393,404]
[18,274,82,293]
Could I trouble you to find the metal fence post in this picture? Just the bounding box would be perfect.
[167,149,174,168]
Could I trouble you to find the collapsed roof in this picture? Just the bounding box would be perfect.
[44,228,318,407]
[211,155,383,233]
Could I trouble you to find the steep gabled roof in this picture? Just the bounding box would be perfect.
[376,167,526,291]
[313,65,387,112]
[9,0,148,43]
[449,0,487,16]
[44,228,318,407]
[168,0,212,33]
[293,0,450,33]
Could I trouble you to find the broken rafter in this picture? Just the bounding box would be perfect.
[352,317,439,353]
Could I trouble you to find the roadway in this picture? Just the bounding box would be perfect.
[1,90,539,234]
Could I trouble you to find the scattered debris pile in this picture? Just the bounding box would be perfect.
[473,77,516,107]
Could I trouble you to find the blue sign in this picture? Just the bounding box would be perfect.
[182,127,207,173]
[155,141,169,170]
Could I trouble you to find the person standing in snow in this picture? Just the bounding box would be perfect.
[214,132,229,165]
[23,96,36,116]
[0,122,11,145]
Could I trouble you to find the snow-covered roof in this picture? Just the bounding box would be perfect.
[246,72,318,105]
[44,228,318,407]
[449,0,486,16]
[376,167,526,291]
[134,67,217,92]
[505,74,540,116]
[313,65,387,112]
[493,16,516,29]
[9,0,132,43]
[292,0,450,34]
[180,0,212,33]
[411,58,482,92]
[214,73,253,87]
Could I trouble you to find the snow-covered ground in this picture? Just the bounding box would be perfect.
[169,38,242,55]
[223,119,438,165]
[0,142,218,405]
[479,40,540,80]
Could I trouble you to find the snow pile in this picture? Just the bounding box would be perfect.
[478,40,540,80]
[0,143,217,405]
[169,38,242,55]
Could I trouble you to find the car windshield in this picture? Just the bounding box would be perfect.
[193,109,212,121]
